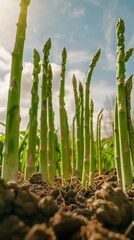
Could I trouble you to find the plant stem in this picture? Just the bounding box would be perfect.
[82,49,101,186]
[25,49,40,179]
[47,64,56,185]
[96,108,103,175]
[115,18,132,191]
[59,48,71,182]
[72,74,82,179]
[114,98,122,187]
[39,38,51,180]
[89,99,95,184]
[79,81,84,178]
[71,115,76,176]
[1,0,31,181]
[125,75,134,167]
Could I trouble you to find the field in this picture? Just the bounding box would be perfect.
[0,0,134,239]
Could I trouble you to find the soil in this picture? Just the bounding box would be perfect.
[0,169,134,240]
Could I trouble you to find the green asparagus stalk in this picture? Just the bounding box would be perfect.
[71,115,76,176]
[59,48,71,182]
[82,49,101,186]
[79,81,84,176]
[125,75,134,167]
[114,98,122,187]
[96,108,103,175]
[89,99,95,184]
[24,49,40,179]
[72,74,82,179]
[39,38,51,180]
[116,18,132,191]
[1,0,31,181]
[54,129,61,176]
[47,64,56,185]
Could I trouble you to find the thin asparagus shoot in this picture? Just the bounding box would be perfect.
[25,49,40,179]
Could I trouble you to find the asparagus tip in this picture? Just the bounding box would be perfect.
[62,47,67,58]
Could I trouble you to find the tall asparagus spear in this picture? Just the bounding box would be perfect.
[72,74,82,179]
[115,18,132,191]
[24,49,40,179]
[125,75,134,167]
[114,98,122,187]
[89,99,95,184]
[79,81,84,177]
[47,64,56,185]
[96,108,103,175]
[82,49,101,186]
[39,38,51,180]
[1,0,31,181]
[71,115,76,176]
[59,48,71,182]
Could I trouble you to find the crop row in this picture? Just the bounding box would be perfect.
[0,0,134,192]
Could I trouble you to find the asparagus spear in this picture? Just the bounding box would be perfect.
[96,108,103,175]
[72,74,82,179]
[39,38,51,181]
[113,98,122,187]
[82,49,101,186]
[89,99,95,184]
[115,18,132,191]
[1,0,31,181]
[47,64,56,185]
[125,75,134,167]
[79,81,84,178]
[59,48,71,183]
[24,49,40,179]
[71,115,76,176]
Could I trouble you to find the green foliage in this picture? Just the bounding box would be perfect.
[101,138,114,170]
[19,129,28,171]
[55,139,61,176]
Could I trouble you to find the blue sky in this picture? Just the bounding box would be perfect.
[0,0,134,134]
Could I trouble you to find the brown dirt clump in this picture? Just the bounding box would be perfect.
[0,170,134,240]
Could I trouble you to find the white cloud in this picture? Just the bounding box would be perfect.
[67,69,86,85]
[0,46,11,72]
[0,1,18,49]
[51,62,61,92]
[67,50,91,64]
[0,108,7,123]
[54,33,65,39]
[71,7,85,18]
[91,80,115,115]
[0,72,10,132]
[0,73,10,106]
[54,0,72,14]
